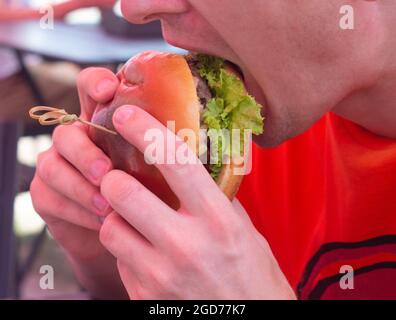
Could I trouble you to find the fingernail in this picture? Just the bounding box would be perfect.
[90,159,109,181]
[96,79,115,93]
[93,193,109,214]
[114,107,135,125]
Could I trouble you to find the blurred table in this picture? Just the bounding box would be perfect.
[0,21,185,299]
[0,21,184,64]
[0,21,185,106]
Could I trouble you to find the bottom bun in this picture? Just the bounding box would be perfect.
[216,155,246,200]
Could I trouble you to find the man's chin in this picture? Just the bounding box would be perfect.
[253,124,289,148]
[255,112,320,148]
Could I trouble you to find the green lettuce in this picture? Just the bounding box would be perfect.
[196,55,264,179]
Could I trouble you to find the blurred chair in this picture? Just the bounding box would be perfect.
[0,121,20,299]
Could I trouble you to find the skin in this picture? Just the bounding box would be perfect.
[30,0,396,299]
[0,0,116,21]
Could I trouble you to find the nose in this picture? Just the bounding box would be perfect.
[121,0,189,24]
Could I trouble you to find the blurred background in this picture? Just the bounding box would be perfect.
[0,0,183,299]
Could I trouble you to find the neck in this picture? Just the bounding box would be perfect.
[333,3,396,139]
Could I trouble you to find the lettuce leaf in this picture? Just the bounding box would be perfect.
[196,54,264,179]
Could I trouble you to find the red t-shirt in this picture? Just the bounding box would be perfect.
[237,112,396,299]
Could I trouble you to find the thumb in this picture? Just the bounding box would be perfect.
[77,67,119,121]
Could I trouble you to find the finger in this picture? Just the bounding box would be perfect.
[117,260,140,300]
[52,124,112,186]
[30,175,102,231]
[37,149,110,216]
[232,198,254,227]
[101,170,179,245]
[100,212,156,274]
[232,198,269,250]
[112,105,232,216]
[47,220,103,258]
[77,67,119,120]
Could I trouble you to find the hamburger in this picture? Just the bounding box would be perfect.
[89,51,264,209]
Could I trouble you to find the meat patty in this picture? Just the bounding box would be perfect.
[186,56,213,109]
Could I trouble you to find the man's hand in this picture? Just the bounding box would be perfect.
[99,105,296,299]
[30,68,127,299]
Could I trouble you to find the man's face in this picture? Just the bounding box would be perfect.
[121,0,382,146]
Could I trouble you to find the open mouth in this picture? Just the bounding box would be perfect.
[185,53,264,179]
[195,54,267,125]
[224,60,245,81]
[226,60,268,121]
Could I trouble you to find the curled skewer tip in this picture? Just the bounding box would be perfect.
[28,106,118,135]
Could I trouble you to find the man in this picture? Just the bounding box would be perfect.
[0,0,116,121]
[30,0,396,299]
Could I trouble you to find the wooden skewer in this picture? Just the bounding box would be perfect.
[29,106,118,136]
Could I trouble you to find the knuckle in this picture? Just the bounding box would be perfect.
[69,178,87,204]
[52,125,71,149]
[99,212,118,246]
[200,196,234,228]
[103,172,141,204]
[151,269,173,291]
[50,193,68,216]
[46,223,75,247]
[206,210,242,247]
[116,181,141,204]
[219,225,243,255]
[30,177,45,213]
[41,197,67,225]
[167,233,196,265]
[46,224,65,243]
[77,67,115,91]
[77,67,97,86]
[37,150,59,182]
[36,149,50,167]
[218,219,242,245]
[141,265,178,298]
[52,126,62,146]
[30,177,64,221]
[166,159,195,177]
